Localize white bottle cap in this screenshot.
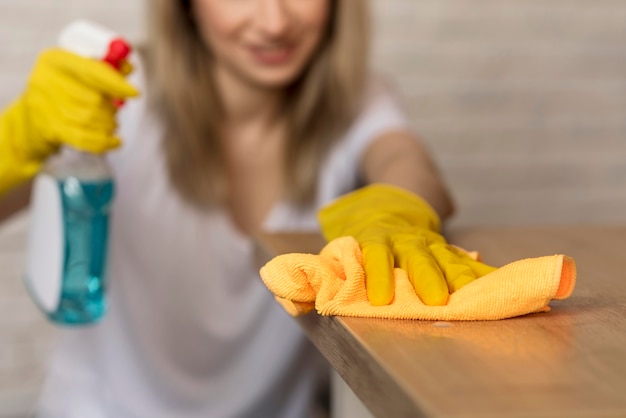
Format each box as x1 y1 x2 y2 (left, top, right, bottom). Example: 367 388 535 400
58 20 117 60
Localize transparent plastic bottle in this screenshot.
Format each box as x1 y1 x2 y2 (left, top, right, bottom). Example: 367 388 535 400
24 20 128 325
26 149 114 324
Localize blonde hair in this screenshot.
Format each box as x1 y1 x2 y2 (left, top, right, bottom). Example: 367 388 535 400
140 0 370 207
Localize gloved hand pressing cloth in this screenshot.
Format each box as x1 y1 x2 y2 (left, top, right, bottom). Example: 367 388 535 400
318 184 496 306
260 185 576 320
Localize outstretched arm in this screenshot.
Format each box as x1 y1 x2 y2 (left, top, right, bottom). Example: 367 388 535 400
360 129 455 220
319 130 495 306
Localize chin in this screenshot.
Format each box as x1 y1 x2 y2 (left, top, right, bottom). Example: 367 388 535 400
244 63 309 90
254 75 299 89
248 74 300 90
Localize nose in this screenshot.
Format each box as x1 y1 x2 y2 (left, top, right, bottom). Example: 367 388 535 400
254 0 290 37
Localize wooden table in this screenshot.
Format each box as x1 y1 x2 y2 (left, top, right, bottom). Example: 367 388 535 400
255 226 626 418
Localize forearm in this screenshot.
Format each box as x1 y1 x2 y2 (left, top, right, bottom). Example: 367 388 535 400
360 130 455 220
0 180 31 223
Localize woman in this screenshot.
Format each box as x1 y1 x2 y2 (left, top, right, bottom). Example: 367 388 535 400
0 0 458 416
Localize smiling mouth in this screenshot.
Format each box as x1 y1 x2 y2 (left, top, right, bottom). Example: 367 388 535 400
248 45 295 65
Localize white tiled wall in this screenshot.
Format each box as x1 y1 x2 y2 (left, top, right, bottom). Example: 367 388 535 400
1 0 626 416
0 0 146 107
369 0 626 226
2 0 626 225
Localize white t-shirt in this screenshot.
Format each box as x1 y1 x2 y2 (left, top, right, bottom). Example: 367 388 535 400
36 67 410 418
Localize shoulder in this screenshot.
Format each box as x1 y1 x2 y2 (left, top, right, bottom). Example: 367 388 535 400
335 75 412 159
347 75 411 142
357 75 409 124
314 75 413 203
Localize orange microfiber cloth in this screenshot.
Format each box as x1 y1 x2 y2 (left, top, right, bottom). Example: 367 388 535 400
259 236 576 320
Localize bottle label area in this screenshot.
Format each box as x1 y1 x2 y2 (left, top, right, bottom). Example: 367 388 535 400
25 173 114 325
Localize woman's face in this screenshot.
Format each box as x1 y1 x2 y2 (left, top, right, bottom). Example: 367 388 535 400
192 0 331 89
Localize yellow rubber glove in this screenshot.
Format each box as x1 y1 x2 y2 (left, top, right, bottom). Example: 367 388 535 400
0 48 139 196
318 184 497 306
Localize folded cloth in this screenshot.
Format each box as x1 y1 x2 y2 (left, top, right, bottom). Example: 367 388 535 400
259 236 576 321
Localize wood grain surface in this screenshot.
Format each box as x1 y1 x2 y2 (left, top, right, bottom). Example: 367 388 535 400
255 227 626 417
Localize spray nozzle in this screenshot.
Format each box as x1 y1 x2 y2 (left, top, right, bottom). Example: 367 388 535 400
58 20 132 67
58 20 131 107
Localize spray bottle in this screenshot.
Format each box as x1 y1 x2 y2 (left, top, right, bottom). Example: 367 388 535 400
24 20 131 325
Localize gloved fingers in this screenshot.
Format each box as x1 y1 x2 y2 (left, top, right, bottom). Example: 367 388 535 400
465 258 498 278
66 109 116 133
429 243 476 292
32 86 117 138
429 244 480 293
71 59 139 99
118 59 134 77
32 67 105 108
29 69 119 142
446 245 498 278
395 237 449 306
59 125 121 153
361 241 395 306
449 244 479 260
55 98 117 133
39 49 139 99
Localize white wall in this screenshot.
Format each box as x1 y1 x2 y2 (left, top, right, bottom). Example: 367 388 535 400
0 0 145 107
370 0 626 226
2 0 626 226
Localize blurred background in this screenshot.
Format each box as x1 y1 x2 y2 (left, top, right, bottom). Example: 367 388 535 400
1 0 625 416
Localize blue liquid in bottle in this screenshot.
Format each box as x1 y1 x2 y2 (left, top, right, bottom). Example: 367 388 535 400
26 149 116 326
47 178 114 324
